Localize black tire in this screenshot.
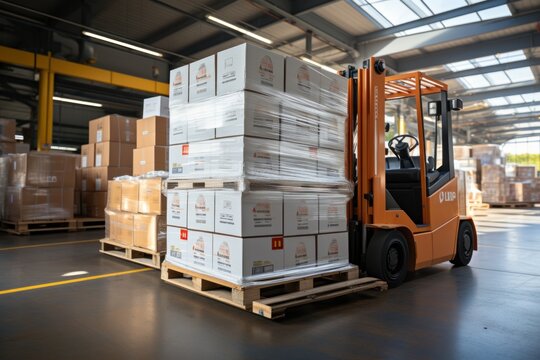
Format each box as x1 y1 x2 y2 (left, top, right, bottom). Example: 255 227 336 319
451 221 474 266
366 230 409 288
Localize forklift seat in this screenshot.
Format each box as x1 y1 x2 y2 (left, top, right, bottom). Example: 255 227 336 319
385 156 439 185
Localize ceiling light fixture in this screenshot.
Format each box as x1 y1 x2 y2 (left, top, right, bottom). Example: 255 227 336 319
206 15 273 44
53 96 102 108
300 57 338 74
82 31 163 57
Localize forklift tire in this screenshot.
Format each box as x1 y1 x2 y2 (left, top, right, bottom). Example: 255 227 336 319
451 221 474 266
366 230 409 288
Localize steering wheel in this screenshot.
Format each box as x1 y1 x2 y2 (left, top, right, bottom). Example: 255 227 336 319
388 134 419 159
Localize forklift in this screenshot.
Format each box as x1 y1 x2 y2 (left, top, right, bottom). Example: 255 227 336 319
343 58 477 288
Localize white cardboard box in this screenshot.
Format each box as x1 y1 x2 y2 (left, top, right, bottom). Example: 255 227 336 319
213 234 284 281
143 96 169 118
285 57 321 103
317 232 349 265
166 226 212 271
189 55 216 103
169 144 190 178
284 235 316 269
169 107 188 145
167 189 187 227
279 105 319 146
320 71 348 113
216 43 285 96
186 99 216 142
214 91 280 140
169 65 189 107
215 191 283 237
283 193 318 236
279 141 318 181
318 195 348 233
188 190 215 232
318 148 345 180
319 113 345 151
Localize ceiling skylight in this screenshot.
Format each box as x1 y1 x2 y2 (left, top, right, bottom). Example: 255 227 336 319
446 50 527 72
457 66 535 89
485 93 540 108
494 105 540 116
353 1 512 37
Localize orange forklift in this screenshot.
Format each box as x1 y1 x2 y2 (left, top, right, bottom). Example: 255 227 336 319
343 58 477 287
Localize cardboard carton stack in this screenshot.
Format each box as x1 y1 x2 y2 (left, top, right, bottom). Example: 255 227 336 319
80 115 135 218
0 119 16 156
133 97 169 176
4 152 76 221
481 164 507 204
454 145 483 215
0 155 10 219
165 43 351 284
105 177 166 252
506 165 539 203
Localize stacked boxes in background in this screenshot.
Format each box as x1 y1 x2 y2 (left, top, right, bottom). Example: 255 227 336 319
80 115 135 218
165 43 351 284
105 177 167 252
0 119 16 156
4 152 76 221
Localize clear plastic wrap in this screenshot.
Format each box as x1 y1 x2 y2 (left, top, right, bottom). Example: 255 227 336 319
4 186 74 221
9 152 77 188
106 208 166 252
0 156 11 219
107 176 166 215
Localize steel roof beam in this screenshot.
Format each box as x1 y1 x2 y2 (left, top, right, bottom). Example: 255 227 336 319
434 58 540 81
460 101 540 115
458 83 540 102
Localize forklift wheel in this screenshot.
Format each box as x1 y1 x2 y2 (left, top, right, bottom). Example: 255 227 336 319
451 221 474 266
366 230 409 288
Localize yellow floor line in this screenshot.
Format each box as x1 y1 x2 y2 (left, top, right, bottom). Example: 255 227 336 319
0 268 153 295
0 239 99 251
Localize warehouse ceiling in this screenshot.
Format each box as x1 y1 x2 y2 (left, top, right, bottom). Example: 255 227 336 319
0 0 539 148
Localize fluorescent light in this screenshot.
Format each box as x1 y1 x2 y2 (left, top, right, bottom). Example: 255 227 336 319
82 31 163 57
300 57 338 74
15 134 24 140
206 15 273 44
53 96 102 107
51 145 78 152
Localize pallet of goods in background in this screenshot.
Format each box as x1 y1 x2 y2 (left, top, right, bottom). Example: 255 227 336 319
161 43 386 319
454 145 488 216
99 96 170 269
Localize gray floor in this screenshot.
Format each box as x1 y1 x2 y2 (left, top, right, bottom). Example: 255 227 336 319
1 208 539 360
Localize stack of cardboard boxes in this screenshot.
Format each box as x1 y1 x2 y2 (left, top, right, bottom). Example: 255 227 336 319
164 43 351 284
80 115 136 218
4 152 76 221
0 119 16 156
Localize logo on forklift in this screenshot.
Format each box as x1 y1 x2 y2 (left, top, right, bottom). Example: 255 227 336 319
439 191 457 203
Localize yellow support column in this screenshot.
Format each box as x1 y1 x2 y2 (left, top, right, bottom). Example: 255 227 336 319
46 71 55 148
37 54 53 151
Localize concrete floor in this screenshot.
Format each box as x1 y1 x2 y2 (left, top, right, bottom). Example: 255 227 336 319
1 208 539 359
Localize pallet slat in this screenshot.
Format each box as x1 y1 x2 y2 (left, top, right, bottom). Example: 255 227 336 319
99 238 164 269
1 218 77 235
76 217 105 230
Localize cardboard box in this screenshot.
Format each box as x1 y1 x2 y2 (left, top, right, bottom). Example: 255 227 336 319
81 168 90 192
143 96 169 119
317 232 349 265
284 235 316 269
5 186 74 221
318 149 345 180
285 57 321 102
107 180 122 211
133 146 168 176
137 116 169 148
279 142 318 180
0 142 16 156
216 43 285 96
318 195 348 233
166 227 213 271
319 71 347 112
169 107 188 145
169 65 189 108
213 234 284 280
74 190 81 216
109 212 134 246
88 115 136 144
15 142 30 154
187 190 215 232
95 142 134 167
280 104 319 146
283 193 318 236
0 119 16 142
121 180 139 213
9 152 76 188
214 191 282 237
81 144 95 168
169 144 190 178
186 99 216 142
133 214 166 252
82 191 107 218
138 178 166 215
516 166 536 179
88 167 132 192
214 91 280 140
75 168 82 191
166 189 187 227
319 114 345 151
189 55 216 103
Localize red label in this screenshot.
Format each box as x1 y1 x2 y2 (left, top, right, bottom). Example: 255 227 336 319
180 229 188 240
182 144 189 155
272 237 283 250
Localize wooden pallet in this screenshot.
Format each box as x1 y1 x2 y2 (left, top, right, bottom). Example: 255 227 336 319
76 217 105 230
99 238 164 269
166 179 243 190
1 218 77 235
161 261 387 319
165 179 351 193
488 203 536 209
469 203 489 216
